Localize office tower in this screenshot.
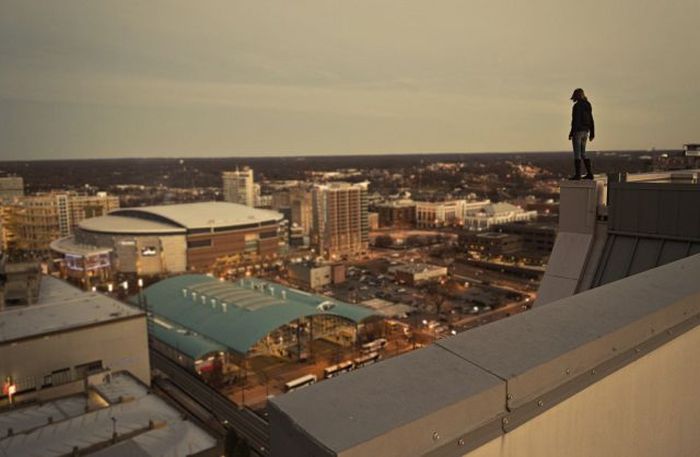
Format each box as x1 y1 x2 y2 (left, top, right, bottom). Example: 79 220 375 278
222 167 255 207
312 182 368 258
0 176 23 202
0 176 24 252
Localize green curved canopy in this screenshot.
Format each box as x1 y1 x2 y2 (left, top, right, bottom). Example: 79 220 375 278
133 275 377 356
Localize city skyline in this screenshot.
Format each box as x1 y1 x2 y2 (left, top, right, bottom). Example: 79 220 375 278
1 0 699 160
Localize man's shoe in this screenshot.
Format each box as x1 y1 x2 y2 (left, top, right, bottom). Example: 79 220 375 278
583 159 594 179
568 160 582 180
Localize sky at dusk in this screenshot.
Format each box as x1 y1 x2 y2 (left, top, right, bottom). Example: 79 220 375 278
0 0 698 160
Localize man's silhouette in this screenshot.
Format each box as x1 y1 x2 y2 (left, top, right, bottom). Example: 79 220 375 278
568 88 595 180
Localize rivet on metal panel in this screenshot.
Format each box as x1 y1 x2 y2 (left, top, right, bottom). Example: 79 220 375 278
565 368 571 375
457 439 465 446
591 369 597 375
432 432 440 441
502 417 510 425
537 400 544 407
507 393 513 400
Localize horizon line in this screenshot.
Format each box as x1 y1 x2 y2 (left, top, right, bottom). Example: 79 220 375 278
0 148 676 164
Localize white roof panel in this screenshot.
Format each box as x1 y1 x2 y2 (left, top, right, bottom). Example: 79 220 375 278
111 201 283 230
79 215 185 234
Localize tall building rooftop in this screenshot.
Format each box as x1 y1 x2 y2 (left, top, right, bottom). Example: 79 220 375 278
537 170 700 306
268 170 700 457
270 252 700 456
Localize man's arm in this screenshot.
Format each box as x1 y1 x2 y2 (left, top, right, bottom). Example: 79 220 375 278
588 103 595 140
569 105 575 139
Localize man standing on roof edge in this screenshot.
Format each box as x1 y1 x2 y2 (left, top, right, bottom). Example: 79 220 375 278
568 88 595 180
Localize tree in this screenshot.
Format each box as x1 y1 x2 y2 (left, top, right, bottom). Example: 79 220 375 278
374 235 393 248
225 427 240 457
233 439 251 457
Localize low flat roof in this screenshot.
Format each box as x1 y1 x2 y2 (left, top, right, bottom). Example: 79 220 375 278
389 263 447 274
110 201 283 230
0 277 143 345
0 372 217 457
79 214 186 235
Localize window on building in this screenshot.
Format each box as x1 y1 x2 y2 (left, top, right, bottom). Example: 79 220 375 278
75 360 103 378
187 239 212 248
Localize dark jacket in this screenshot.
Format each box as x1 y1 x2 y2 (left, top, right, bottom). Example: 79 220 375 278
570 99 595 138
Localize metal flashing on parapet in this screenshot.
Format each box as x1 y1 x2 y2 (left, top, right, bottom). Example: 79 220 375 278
502 311 700 432
421 415 505 457
418 311 700 457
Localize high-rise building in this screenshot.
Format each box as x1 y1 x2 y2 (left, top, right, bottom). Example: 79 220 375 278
312 182 369 258
0 176 23 202
0 176 24 253
5 192 119 253
222 167 255 207
272 183 314 237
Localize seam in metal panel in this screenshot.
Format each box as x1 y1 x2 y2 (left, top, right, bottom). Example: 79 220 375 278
624 237 641 277
653 238 666 269
591 234 615 287
436 345 508 384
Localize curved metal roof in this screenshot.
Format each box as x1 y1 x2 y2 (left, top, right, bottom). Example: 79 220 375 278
151 320 226 360
78 215 186 235
110 202 283 231
134 275 378 356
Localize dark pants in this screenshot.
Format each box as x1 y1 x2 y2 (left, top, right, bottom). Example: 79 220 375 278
572 130 589 160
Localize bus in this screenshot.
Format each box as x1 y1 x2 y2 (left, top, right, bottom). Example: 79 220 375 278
323 361 355 379
361 338 387 353
354 352 381 368
284 374 318 392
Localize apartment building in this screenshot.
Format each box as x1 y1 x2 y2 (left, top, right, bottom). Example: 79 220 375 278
5 192 119 252
312 182 369 258
222 167 255 207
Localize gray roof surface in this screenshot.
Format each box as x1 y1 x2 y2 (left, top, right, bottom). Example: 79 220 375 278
0 277 143 344
270 253 700 456
79 214 186 234
0 372 217 457
37 275 85 303
111 201 283 230
271 345 505 456
0 396 88 436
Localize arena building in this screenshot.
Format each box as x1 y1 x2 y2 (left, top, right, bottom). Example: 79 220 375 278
50 202 285 283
